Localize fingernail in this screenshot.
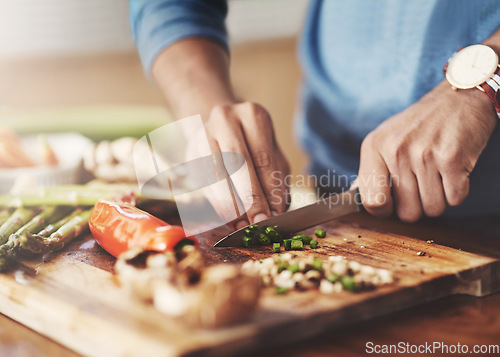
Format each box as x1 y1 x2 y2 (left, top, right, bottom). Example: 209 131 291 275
236 220 248 229
253 213 268 223
271 210 279 216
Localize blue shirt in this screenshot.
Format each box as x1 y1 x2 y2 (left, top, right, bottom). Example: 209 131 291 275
130 0 500 217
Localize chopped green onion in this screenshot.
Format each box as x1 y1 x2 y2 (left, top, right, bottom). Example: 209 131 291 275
247 224 259 231
315 228 326 238
242 235 253 248
258 233 272 246
288 263 300 274
277 260 288 273
291 234 306 241
310 239 318 249
275 287 288 294
245 224 260 239
272 242 281 253
341 276 356 291
264 226 275 235
291 234 312 244
312 257 323 271
283 239 292 251
291 240 303 250
265 226 283 243
302 235 313 245
328 273 340 283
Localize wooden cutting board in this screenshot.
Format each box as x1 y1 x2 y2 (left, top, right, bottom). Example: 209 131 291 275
0 213 499 357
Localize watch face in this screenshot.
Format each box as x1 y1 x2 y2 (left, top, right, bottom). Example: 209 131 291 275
446 44 498 89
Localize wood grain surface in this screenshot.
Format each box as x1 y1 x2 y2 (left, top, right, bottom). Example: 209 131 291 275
0 212 498 357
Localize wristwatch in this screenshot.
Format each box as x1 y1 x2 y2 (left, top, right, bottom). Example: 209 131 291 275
444 44 500 117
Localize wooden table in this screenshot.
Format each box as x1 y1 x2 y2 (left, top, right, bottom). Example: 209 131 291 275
1 214 499 357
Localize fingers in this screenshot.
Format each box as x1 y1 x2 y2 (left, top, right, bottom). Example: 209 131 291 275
391 171 422 222
199 141 247 228
437 148 471 207
441 172 469 207
412 150 446 217
210 104 273 226
415 171 446 217
358 136 393 217
239 103 290 216
360 134 427 222
356 81 492 222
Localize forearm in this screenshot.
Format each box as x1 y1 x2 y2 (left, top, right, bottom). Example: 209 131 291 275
152 38 236 120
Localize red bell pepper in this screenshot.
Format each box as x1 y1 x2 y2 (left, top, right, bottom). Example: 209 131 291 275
89 200 197 257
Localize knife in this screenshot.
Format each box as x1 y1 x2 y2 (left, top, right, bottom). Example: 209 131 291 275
213 188 364 247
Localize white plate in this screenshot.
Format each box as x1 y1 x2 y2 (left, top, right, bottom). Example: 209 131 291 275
0 133 92 193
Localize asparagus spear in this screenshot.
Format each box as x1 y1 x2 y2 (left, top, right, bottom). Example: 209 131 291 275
13 206 71 240
0 206 70 271
44 208 93 250
0 209 11 226
10 206 72 254
0 184 143 208
36 208 83 237
0 207 38 245
0 208 93 272
0 236 21 272
0 233 45 272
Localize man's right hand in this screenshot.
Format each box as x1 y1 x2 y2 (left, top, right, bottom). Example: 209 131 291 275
152 39 289 228
187 101 290 229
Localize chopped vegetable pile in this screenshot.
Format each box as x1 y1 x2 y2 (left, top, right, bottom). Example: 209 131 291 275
242 224 326 252
241 253 394 294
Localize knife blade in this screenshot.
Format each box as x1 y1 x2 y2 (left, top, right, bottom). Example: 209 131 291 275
213 188 363 247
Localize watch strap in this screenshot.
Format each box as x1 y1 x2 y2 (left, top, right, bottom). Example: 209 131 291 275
479 65 500 116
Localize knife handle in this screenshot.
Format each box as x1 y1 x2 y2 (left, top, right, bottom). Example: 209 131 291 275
351 187 365 212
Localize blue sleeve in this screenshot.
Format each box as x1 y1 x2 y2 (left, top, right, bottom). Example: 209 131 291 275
130 0 229 76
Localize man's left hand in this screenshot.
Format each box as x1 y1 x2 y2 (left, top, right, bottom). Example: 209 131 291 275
358 82 497 222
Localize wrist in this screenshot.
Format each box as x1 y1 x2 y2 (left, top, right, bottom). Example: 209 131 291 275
443 44 500 125
163 86 236 122
463 84 498 128
436 80 498 129
193 95 238 121
152 38 237 120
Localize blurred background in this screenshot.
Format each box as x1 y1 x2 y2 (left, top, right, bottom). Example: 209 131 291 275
0 0 309 176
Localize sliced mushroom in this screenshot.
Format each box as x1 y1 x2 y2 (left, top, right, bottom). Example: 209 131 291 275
114 246 261 328
114 248 177 302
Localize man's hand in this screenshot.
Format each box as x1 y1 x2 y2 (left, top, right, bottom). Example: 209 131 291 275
188 102 290 229
151 39 290 229
358 82 497 222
